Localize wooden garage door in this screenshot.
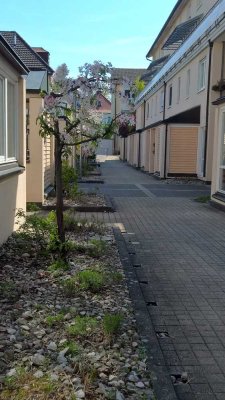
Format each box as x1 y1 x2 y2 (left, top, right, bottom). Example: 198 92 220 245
168 127 198 174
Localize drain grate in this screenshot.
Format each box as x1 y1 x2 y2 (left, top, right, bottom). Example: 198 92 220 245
156 331 170 338
133 264 141 268
147 301 158 306
139 280 148 285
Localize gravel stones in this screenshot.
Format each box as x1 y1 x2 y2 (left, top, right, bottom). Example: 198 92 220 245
0 225 154 399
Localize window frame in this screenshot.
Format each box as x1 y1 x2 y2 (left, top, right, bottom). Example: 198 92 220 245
198 57 206 92
186 69 191 98
177 77 181 103
168 85 173 107
0 73 18 165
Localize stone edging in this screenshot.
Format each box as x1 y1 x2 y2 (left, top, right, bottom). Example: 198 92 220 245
113 227 178 400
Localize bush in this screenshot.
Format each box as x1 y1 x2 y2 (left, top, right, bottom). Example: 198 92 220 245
62 160 78 199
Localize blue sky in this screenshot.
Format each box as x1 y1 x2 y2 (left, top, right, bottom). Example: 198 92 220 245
1 0 177 76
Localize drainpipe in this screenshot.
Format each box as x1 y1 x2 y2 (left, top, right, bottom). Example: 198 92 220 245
138 100 146 168
114 84 117 156
163 81 168 178
203 40 213 178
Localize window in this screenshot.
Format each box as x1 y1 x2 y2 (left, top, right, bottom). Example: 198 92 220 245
186 69 191 98
168 85 173 107
160 90 164 112
146 102 149 119
198 58 206 91
154 95 157 116
0 75 17 163
177 77 181 103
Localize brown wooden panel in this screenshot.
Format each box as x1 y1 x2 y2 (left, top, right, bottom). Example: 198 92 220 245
168 127 198 174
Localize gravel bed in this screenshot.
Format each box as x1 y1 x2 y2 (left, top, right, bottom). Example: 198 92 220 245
44 193 107 208
0 220 154 399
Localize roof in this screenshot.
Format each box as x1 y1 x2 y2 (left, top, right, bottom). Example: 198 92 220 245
0 31 53 74
32 47 49 54
0 34 29 74
26 70 47 91
111 68 147 82
136 0 225 104
162 14 203 50
146 0 183 58
141 55 170 82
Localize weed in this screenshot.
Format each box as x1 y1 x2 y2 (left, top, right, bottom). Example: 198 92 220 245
110 271 123 283
45 313 65 327
87 239 108 258
48 259 69 273
0 281 19 302
194 194 210 203
103 313 123 336
16 209 58 252
77 269 105 292
63 213 105 234
62 277 77 297
1 370 62 400
26 202 41 212
60 340 80 356
67 316 98 337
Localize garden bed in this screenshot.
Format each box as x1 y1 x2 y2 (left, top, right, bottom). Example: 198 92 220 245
0 213 154 400
43 193 114 212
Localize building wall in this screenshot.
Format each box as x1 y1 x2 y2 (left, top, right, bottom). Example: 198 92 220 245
26 94 44 203
0 68 26 244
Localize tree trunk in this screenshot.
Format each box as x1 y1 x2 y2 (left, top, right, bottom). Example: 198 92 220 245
54 122 65 245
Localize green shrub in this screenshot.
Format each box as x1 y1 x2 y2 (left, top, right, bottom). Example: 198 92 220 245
62 277 77 297
103 314 123 336
194 195 210 203
62 160 78 199
16 209 58 252
67 316 98 337
48 259 69 272
77 269 105 292
27 202 40 211
87 239 108 258
45 313 65 327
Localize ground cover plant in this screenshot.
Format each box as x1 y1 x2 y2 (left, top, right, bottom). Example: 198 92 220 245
0 211 154 399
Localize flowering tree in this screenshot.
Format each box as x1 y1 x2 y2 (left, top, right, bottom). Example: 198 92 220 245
38 61 116 252
117 113 136 138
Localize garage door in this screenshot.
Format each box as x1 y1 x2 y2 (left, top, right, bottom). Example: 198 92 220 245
168 126 198 175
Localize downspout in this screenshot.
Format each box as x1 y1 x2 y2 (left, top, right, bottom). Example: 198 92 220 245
138 100 146 168
203 40 213 178
114 84 117 156
163 81 168 178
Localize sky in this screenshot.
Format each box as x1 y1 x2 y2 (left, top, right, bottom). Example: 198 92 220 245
1 0 177 77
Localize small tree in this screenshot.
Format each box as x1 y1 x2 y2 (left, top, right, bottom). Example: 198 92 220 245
37 61 116 254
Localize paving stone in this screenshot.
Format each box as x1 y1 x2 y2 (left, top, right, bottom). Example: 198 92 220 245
84 157 225 399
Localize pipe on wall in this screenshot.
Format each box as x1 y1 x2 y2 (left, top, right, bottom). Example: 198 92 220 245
203 40 214 178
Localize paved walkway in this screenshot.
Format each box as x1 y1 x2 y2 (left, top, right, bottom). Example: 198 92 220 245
78 156 225 400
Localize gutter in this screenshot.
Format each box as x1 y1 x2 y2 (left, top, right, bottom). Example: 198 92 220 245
203 40 213 178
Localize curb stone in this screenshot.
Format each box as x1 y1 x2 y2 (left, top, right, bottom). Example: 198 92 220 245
113 227 178 400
